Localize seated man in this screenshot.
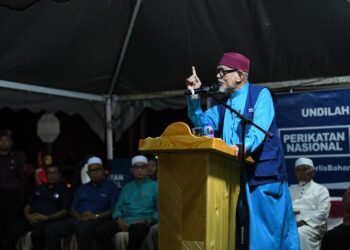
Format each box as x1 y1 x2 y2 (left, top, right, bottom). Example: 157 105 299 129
289 157 330 250
140 156 159 250
95 155 158 250
146 155 157 180
321 187 350 250
6 165 71 250
45 156 118 250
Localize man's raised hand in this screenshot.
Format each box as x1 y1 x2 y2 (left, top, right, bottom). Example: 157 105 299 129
186 66 202 91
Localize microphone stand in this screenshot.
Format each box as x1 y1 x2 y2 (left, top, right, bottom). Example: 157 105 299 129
207 92 272 250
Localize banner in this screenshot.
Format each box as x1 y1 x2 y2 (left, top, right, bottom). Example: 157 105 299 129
108 159 133 191
276 88 350 194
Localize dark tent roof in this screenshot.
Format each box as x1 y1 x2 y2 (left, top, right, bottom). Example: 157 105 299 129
1 0 350 96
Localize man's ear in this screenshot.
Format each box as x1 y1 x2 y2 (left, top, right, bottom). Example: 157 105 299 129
311 169 316 178
236 70 244 83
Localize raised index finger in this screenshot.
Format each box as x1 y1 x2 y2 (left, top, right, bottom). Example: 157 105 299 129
192 66 197 76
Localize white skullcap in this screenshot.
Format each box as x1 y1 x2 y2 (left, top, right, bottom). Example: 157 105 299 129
295 157 314 169
131 155 148 166
87 156 103 166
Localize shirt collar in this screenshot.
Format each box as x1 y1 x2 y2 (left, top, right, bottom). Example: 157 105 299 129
230 82 249 98
89 178 106 187
133 177 150 184
298 179 313 188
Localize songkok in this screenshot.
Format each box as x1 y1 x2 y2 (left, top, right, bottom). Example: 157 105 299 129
131 155 148 166
295 157 314 169
218 52 250 73
87 156 103 166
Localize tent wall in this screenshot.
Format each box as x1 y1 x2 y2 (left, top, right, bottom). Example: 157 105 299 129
0 88 105 141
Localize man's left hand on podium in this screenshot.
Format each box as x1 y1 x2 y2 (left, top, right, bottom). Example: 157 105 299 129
233 144 247 157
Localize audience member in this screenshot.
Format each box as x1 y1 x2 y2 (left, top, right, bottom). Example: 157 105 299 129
146 155 158 180
0 130 27 248
45 156 117 250
321 186 350 250
34 152 53 186
95 155 158 250
140 155 159 250
289 157 330 250
6 165 70 250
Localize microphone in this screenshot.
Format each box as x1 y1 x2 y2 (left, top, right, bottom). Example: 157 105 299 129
184 84 221 96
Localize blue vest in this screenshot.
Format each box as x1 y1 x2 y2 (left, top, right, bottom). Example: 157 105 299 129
237 84 288 185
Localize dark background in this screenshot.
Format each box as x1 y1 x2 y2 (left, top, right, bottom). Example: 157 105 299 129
0 106 189 166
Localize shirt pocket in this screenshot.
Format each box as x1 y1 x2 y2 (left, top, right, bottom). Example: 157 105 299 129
254 151 278 177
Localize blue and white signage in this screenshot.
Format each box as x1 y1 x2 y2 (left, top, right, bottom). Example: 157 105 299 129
108 159 133 191
280 126 350 157
276 88 350 192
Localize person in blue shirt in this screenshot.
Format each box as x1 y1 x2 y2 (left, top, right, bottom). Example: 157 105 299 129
94 155 158 250
186 52 299 250
44 156 118 250
6 164 71 250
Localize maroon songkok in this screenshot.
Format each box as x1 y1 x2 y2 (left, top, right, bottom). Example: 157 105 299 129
218 52 250 73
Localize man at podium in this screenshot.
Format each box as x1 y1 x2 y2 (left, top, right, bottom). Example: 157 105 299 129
185 52 299 250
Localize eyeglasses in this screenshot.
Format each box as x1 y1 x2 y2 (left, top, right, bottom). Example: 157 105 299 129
216 68 237 78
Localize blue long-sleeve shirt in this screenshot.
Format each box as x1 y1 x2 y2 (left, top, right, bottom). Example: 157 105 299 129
188 82 275 153
112 177 158 225
71 179 118 214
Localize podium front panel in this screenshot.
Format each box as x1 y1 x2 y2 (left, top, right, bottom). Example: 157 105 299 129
157 152 240 250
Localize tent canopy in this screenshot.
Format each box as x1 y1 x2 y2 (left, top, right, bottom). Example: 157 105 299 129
1 0 350 143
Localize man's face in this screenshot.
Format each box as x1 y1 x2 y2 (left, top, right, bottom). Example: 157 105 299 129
0 135 13 153
131 163 148 180
216 65 245 92
46 166 61 185
295 165 315 183
147 159 157 176
87 164 105 183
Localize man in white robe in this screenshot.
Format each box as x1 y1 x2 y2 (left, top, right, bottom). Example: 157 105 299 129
289 157 331 250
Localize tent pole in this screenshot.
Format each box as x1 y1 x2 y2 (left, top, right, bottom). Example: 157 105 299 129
108 0 143 96
106 0 143 159
106 97 114 160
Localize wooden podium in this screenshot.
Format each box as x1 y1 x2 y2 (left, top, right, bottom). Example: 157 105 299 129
139 122 241 250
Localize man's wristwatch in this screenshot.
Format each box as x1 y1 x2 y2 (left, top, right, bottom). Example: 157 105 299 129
95 213 100 219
